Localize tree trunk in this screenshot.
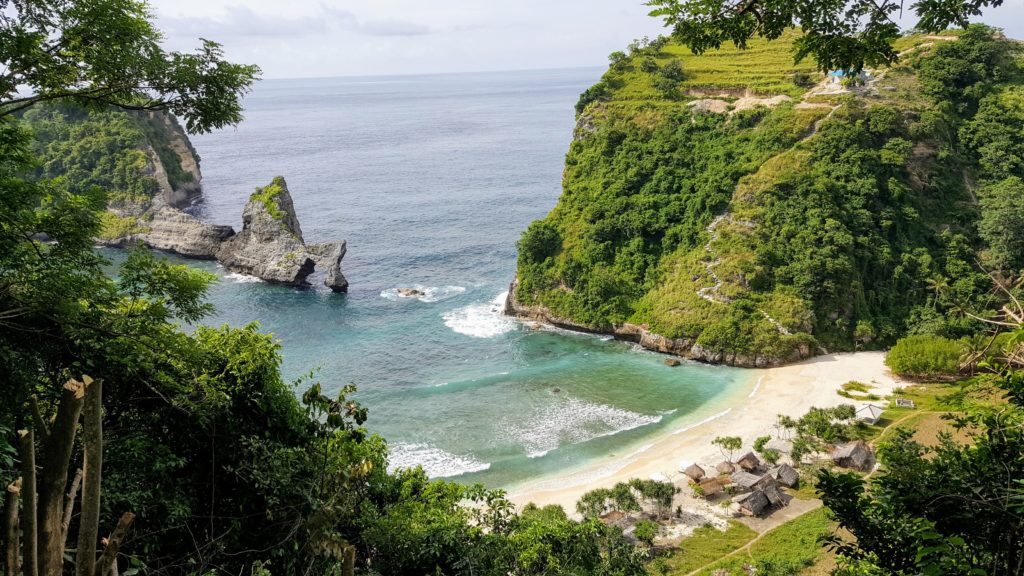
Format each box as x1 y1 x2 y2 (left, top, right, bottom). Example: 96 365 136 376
75 380 102 576
38 378 87 576
4 479 21 576
19 430 38 576
61 469 83 551
95 513 134 576
29 397 49 445
342 546 355 576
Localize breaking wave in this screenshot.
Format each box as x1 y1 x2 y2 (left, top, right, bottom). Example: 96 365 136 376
388 442 491 478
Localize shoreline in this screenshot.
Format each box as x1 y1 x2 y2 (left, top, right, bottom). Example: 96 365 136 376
504 280 813 368
505 351 901 512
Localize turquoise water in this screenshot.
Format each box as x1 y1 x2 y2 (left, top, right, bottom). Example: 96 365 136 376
138 69 753 487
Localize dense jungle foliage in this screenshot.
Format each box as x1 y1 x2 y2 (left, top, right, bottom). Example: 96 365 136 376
515 26 1024 360
21 103 195 206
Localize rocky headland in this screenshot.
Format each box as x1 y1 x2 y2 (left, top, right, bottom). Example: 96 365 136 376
94 114 347 291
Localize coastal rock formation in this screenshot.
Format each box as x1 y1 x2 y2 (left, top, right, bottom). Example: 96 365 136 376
216 177 348 291
308 241 349 293
102 207 234 259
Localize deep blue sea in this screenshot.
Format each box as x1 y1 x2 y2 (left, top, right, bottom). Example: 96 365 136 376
127 69 753 488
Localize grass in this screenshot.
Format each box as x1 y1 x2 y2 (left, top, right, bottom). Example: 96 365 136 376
658 521 757 574
250 176 287 221
696 508 833 575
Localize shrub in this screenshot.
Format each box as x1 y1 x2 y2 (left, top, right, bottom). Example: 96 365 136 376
885 335 965 378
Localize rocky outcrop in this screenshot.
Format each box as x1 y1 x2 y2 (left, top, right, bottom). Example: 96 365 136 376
307 241 349 292
214 177 347 291
504 280 811 368
99 207 234 259
102 175 348 291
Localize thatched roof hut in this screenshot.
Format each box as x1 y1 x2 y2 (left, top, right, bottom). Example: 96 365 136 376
831 440 874 471
683 463 706 482
737 451 761 472
715 461 736 475
698 477 724 497
768 464 800 488
733 490 770 516
730 471 764 491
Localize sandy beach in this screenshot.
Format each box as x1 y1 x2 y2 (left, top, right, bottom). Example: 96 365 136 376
507 351 901 511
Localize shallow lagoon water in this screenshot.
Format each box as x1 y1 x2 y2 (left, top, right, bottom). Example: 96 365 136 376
131 68 753 488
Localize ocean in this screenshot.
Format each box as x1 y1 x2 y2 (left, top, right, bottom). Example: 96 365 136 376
140 68 752 489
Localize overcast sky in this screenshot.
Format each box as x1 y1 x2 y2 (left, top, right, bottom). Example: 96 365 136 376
149 0 1024 79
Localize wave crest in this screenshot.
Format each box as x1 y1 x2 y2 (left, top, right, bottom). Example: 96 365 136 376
380 285 466 303
442 291 516 338
388 442 491 478
501 397 663 458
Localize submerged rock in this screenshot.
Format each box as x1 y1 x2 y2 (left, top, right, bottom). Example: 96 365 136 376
396 288 426 298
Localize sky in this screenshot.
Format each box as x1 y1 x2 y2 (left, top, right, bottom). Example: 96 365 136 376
149 0 1024 80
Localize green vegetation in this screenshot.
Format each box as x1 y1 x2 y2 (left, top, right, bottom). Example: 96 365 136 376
646 0 996 73
697 508 833 575
660 521 757 574
712 436 743 461
516 26 1024 361
97 211 150 240
885 334 965 378
252 176 288 221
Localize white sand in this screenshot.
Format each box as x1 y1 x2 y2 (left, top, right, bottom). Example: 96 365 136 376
507 352 900 511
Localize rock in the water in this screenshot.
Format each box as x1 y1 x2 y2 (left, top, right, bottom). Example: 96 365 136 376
308 241 349 293
134 207 234 258
664 358 682 367
216 177 317 285
397 288 426 298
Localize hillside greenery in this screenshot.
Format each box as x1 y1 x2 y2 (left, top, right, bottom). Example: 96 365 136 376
21 103 195 206
515 26 1024 361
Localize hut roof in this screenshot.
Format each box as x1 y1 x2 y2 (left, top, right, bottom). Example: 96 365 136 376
737 451 761 471
832 440 874 471
856 403 884 424
698 477 724 497
762 482 785 507
733 490 770 516
769 464 800 488
716 461 736 475
683 463 706 482
730 471 765 490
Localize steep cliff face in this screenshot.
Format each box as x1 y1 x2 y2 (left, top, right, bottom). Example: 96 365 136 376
511 27 1024 366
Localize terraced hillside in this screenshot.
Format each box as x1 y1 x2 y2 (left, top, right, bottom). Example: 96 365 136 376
510 26 1023 366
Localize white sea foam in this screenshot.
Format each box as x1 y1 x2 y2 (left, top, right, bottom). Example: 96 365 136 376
502 397 663 459
380 285 466 303
387 442 491 478
442 291 517 338
224 272 263 284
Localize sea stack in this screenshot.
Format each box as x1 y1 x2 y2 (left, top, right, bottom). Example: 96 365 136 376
216 176 348 291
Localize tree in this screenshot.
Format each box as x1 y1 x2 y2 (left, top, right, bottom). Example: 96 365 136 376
819 296 1024 574
978 176 1024 271
712 436 742 461
0 0 260 133
645 0 1004 72
634 519 658 548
